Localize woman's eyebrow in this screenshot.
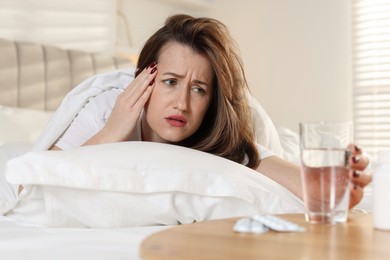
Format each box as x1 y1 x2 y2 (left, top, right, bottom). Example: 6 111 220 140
193 79 209 87
162 72 184 78
162 72 209 87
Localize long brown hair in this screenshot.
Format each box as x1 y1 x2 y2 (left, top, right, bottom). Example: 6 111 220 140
136 14 260 169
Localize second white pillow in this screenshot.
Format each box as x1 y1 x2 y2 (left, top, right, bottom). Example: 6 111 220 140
5 142 304 228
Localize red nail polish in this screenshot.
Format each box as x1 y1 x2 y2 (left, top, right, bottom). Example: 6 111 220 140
148 61 157 69
149 79 155 86
150 67 157 74
353 171 360 178
352 156 360 164
354 145 362 152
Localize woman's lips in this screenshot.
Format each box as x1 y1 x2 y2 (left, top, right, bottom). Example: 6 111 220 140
165 115 187 127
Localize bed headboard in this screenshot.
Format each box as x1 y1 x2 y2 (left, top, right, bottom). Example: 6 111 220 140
0 38 134 111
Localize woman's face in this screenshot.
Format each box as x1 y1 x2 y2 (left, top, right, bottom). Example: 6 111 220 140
141 42 214 143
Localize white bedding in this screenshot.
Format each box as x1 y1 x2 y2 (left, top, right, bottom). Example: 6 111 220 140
5 142 303 228
0 216 168 260
0 72 373 258
0 103 157 259
0 69 305 224
0 143 171 260
0 91 303 258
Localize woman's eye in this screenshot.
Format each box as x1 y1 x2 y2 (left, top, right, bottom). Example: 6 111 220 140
163 79 176 86
192 86 206 94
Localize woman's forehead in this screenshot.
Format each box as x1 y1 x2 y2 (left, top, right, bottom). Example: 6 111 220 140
157 42 213 82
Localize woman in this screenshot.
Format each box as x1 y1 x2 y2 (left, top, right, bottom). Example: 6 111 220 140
51 14 371 208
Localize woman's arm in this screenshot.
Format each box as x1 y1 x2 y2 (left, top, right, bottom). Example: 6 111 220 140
256 156 302 199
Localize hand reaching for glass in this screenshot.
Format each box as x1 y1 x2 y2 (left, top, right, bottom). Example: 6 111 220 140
348 144 372 209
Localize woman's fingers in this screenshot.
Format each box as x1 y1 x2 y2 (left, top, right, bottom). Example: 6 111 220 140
351 170 372 188
346 144 372 209
348 144 369 171
129 81 155 116
348 144 372 188
347 144 372 189
129 66 157 106
123 62 157 105
98 63 157 142
350 154 369 171
349 183 364 208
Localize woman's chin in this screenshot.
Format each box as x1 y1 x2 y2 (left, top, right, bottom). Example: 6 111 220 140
157 134 189 144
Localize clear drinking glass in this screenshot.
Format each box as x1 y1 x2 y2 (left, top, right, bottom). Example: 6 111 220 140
299 121 353 224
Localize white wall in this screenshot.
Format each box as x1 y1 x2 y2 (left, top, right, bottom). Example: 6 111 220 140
209 0 352 132
117 0 210 55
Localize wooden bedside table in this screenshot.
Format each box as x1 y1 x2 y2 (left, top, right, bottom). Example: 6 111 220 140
140 213 390 260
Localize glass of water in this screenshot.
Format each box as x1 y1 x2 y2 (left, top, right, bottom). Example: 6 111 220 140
299 121 353 224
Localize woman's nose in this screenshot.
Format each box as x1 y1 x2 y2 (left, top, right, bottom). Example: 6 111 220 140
174 87 189 112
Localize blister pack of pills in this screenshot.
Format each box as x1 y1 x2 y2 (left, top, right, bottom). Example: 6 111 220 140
233 215 306 234
233 217 269 234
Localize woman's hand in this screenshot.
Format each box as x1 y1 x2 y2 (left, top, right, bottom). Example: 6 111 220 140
348 144 372 208
83 62 158 145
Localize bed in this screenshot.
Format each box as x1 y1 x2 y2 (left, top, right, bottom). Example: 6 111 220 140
0 37 371 259
0 37 174 259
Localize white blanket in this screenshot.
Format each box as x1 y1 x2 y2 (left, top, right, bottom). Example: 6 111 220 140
33 68 136 151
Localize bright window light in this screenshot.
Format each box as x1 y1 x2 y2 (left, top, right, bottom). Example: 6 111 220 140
353 0 390 160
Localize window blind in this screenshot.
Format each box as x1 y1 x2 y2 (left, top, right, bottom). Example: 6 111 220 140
0 0 116 53
353 0 390 160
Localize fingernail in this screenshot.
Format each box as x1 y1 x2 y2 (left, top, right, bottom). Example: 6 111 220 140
354 145 362 152
353 184 358 190
148 61 157 69
353 171 360 178
150 67 157 74
352 156 360 164
149 78 155 86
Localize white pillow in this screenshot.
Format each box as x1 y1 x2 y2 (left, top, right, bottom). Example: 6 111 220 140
5 142 303 228
277 127 300 164
0 105 53 145
247 93 283 156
